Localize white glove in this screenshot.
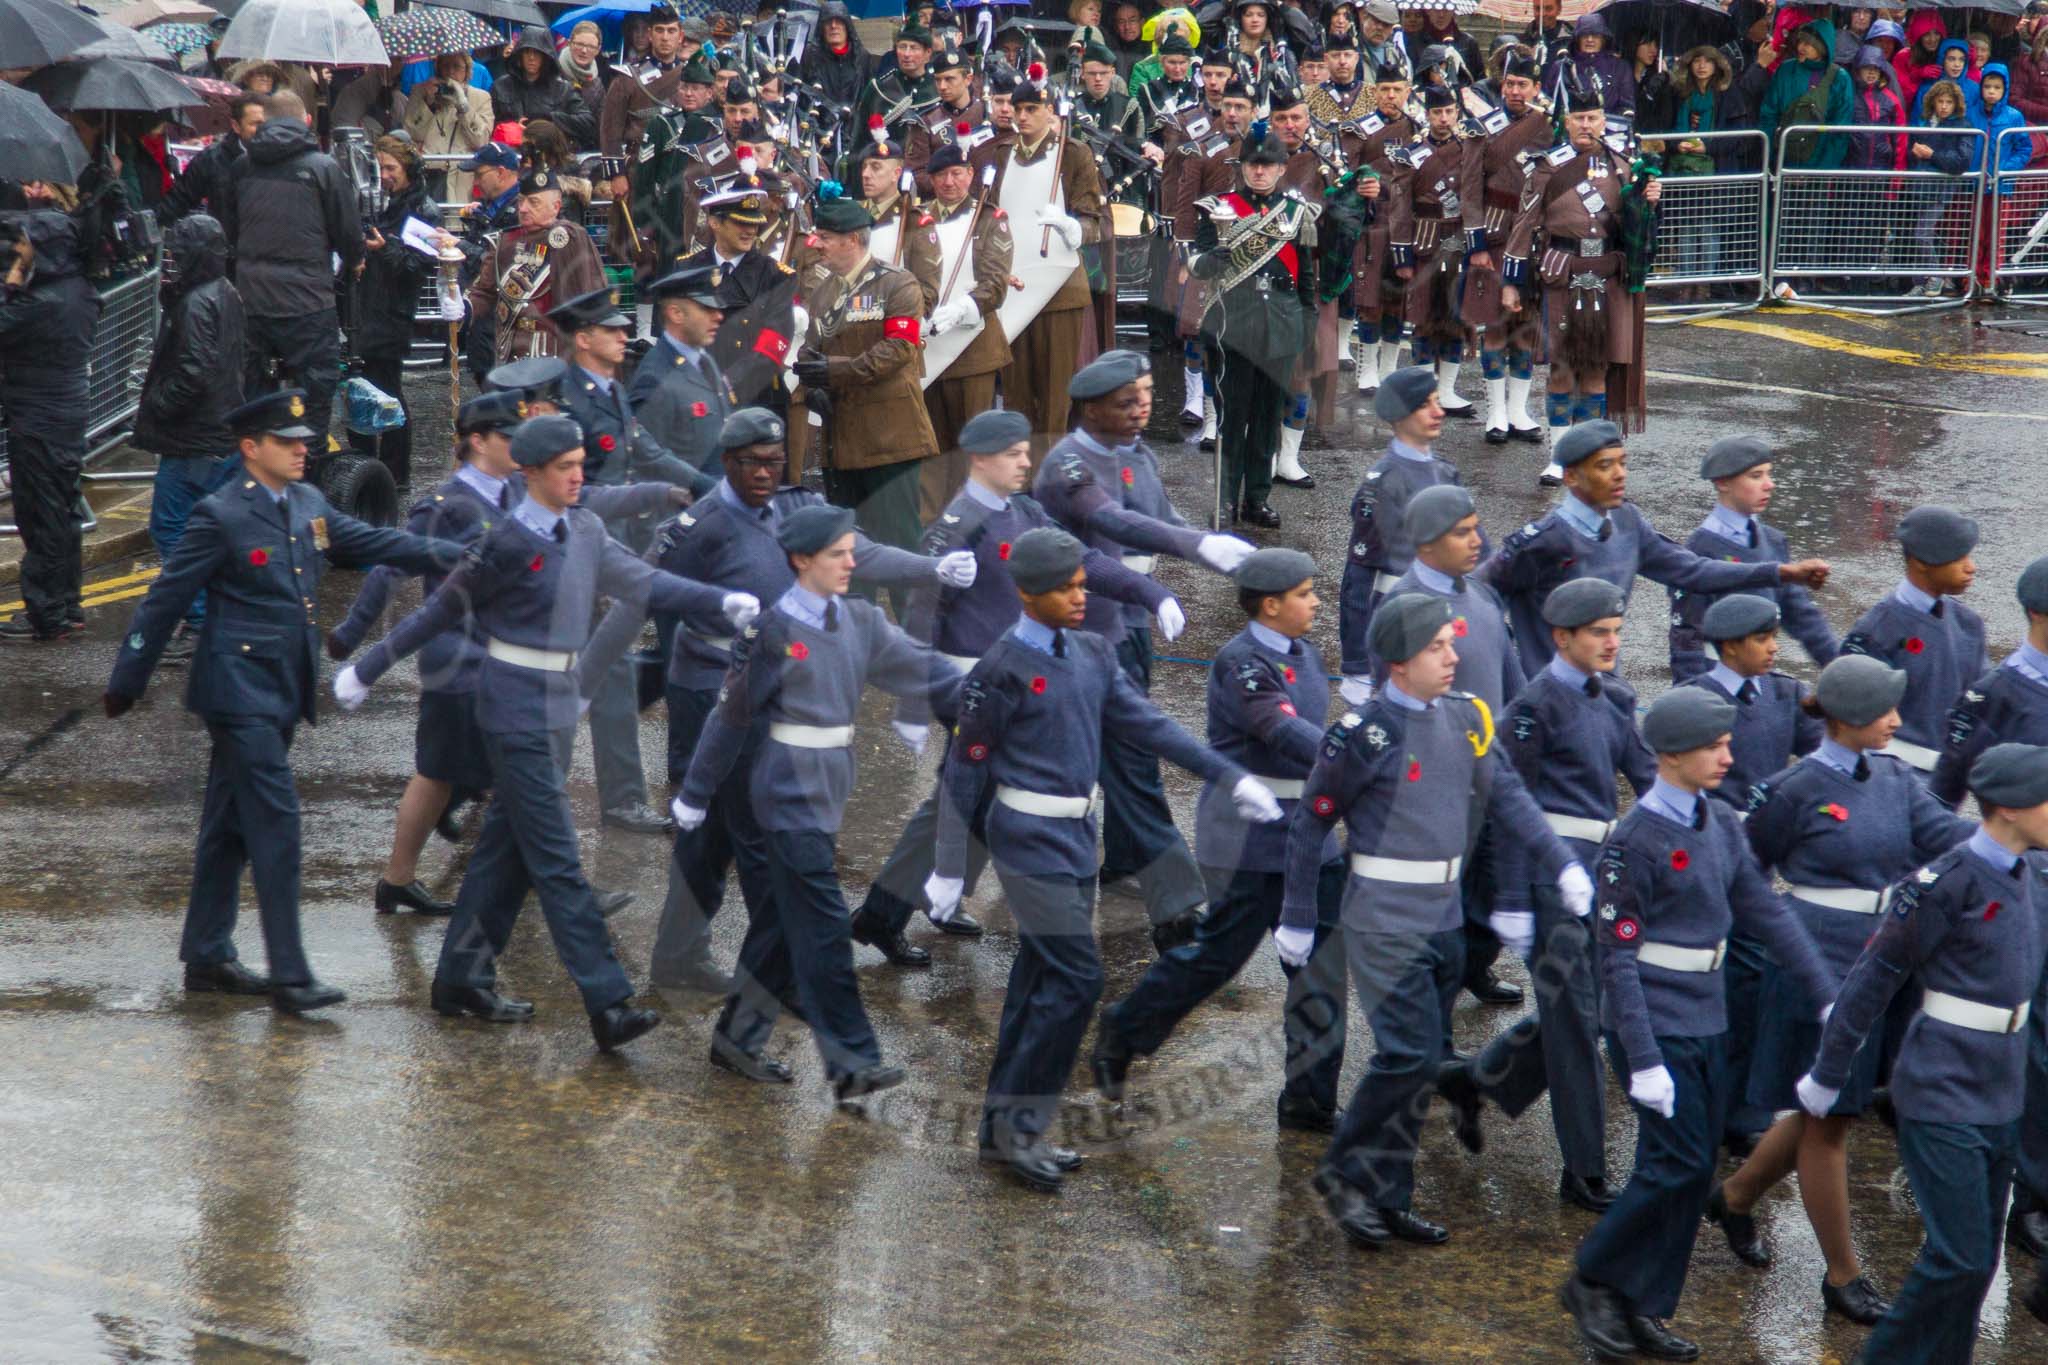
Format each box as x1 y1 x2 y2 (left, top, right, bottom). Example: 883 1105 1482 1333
1629 1065 1678 1119
1038 208 1084 250
1231 775 1284 823
721 591 761 631
1155 597 1186 641
1795 1073 1839 1119
789 303 810 352
924 872 965 923
783 365 802 394
1274 924 1315 967
670 797 707 832
1489 909 1536 958
333 664 369 711
892 719 928 755
1558 863 1594 918
1819 1002 1833 1027
929 298 980 335
935 549 978 588
1339 674 1374 707
1195 533 1256 574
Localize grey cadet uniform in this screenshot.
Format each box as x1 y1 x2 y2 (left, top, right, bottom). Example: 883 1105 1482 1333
1668 509 1837 684
1339 445 1481 677
1934 644 2048 809
1841 586 1988 777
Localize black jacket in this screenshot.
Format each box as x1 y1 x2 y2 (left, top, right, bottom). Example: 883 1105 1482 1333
352 180 436 359
134 215 246 459
492 28 598 147
160 131 245 225
0 211 101 425
224 118 361 318
796 2 871 107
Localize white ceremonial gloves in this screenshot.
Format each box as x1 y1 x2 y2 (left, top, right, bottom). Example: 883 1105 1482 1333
789 303 810 351
1629 1065 1677 1119
1231 776 1284 823
1155 597 1186 641
670 797 708 832
936 550 979 588
1558 863 1594 917
1038 208 1083 250
1195 533 1256 574
1274 924 1315 967
333 665 369 711
892 719 928 755
929 298 980 335
924 873 965 923
1795 1073 1840 1119
1489 909 1536 958
722 591 761 631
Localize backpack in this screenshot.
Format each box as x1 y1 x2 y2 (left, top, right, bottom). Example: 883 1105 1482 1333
1784 65 1848 162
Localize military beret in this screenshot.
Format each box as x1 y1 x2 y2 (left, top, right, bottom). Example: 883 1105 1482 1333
1895 504 1978 566
1968 742 2048 810
1542 577 1626 628
1641 687 1737 754
1420 84 1457 110
1406 484 1476 546
960 409 1032 455
717 406 786 453
2018 555 2048 614
457 390 528 435
1369 591 1457 665
1200 46 1236 68
1068 349 1149 400
1009 527 1086 593
645 3 679 23
1220 77 1253 101
1011 80 1049 106
508 414 584 467
1699 434 1772 480
1082 41 1118 66
546 286 629 331
893 22 933 46
733 118 770 143
927 142 970 174
518 168 561 197
813 194 874 233
1813 654 1907 727
1234 547 1316 595
228 388 315 440
1701 593 1781 642
776 502 857 554
1555 419 1625 468
679 52 717 84
1268 85 1307 111
485 354 567 401
858 136 905 163
1373 364 1437 422
1241 125 1290 166
932 49 970 74
1160 32 1196 56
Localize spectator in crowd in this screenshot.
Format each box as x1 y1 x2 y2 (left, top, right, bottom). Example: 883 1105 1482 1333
620 14 654 71
1865 17 1906 70
228 59 317 110
493 27 598 149
1914 38 1981 119
1847 45 1908 171
1108 1 1150 79
1908 78 1975 296
349 136 437 487
404 52 495 203
796 2 870 107
1761 20 1853 168
1968 30 1993 75
1422 7 1484 80
1835 7 1877 65
333 64 408 137
1630 31 1675 132
1987 10 2028 66
1895 11 1948 104
2012 23 2048 124
162 94 265 225
1542 12 1635 115
1971 62 2032 286
1128 7 1200 97
1656 45 1762 295
558 20 613 102
1519 0 1573 58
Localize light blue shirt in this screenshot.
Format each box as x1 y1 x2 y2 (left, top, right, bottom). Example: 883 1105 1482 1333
663 334 705 367
577 365 614 396
1703 503 1754 544
1546 655 1594 690
2007 642 2048 683
965 478 1008 511
1413 561 1458 593
1894 579 1942 615
512 496 564 540
1814 737 1863 774
777 583 831 629
1070 426 1136 460
1557 491 1611 540
1967 826 2022 876
1014 617 1061 656
1248 621 1296 655
454 463 508 508
718 478 777 526
1640 778 1700 826
1382 678 1431 712
1388 438 1435 465
1709 661 1757 699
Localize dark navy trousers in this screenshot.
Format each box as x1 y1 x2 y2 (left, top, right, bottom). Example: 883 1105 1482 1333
649 684 772 983
1098 626 1208 927
1864 1119 2017 1364
981 870 1104 1152
857 731 995 937
1721 931 1772 1144
180 718 312 986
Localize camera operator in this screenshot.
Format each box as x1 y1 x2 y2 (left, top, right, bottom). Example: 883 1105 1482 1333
403 53 494 203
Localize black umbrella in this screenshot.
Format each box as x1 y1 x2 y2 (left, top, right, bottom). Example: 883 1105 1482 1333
0 0 110 66
0 80 91 183
1596 0 1736 61
26 56 208 113
419 0 546 27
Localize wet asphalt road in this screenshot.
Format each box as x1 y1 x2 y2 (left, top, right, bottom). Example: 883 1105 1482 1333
3 306 2048 1363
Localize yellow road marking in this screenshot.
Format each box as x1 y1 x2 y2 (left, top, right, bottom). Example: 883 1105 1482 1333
1684 315 2048 378
0 568 158 616
1646 368 2048 421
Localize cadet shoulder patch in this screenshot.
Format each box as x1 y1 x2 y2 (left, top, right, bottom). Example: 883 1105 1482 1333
1322 711 1363 758
1746 779 1772 812
1235 659 1268 695
1511 703 1537 742
1840 631 1873 658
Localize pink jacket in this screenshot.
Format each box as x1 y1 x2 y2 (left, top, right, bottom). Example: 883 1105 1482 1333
1894 11 1948 102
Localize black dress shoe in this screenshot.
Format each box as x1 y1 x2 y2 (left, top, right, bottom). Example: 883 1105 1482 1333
1381 1207 1449 1244
601 802 674 835
1312 1168 1390 1248
1240 501 1282 528
272 980 346 1014
1707 1182 1771 1267
1559 1274 1636 1360
934 910 983 937
431 982 534 1021
1273 470 1316 490
1484 426 1510 446
1508 424 1544 444
709 1036 794 1083
593 888 634 919
590 1003 661 1052
653 951 736 995
1466 970 1523 1005
1628 1316 1700 1361
375 878 455 916
997 1141 1067 1192
851 908 933 966
1091 1037 1133 1101
2009 1206 2048 1259
1821 1274 1889 1325
184 960 271 994
1559 1171 1618 1213
1433 1057 1485 1154
834 1065 906 1103
1276 1100 1337 1134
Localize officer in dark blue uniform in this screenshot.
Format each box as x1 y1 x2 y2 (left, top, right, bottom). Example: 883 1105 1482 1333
1562 688 1835 1363
1933 555 2048 812
1092 548 1350 1133
628 264 734 471
1797 743 2048 1364
1667 435 1838 684
484 354 570 411
105 390 466 1014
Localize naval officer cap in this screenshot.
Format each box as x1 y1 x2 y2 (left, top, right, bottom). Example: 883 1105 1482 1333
1699 434 1772 481
1405 483 1476 545
1068 349 1150 400
2018 556 2048 615
1701 593 1781 642
1234 547 1316 595
1895 504 1979 567
509 414 584 467
1009 527 1087 593
228 388 316 440
457 390 528 435
546 286 630 332
960 409 1032 454
1554 419 1625 468
1641 687 1737 754
1542 577 1626 628
1968 743 2048 809
776 502 857 554
716 407 786 453
1813 654 1907 727
1369 591 1457 664
1372 364 1436 422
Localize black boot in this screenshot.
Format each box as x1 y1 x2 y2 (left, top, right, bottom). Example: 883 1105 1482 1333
1627 1315 1700 1361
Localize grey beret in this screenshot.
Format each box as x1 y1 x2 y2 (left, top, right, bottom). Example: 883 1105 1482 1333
1405 484 1476 546
776 503 856 554
1542 577 1626 629
1968 742 2048 809
1554 419 1625 468
1372 365 1437 422
1009 527 1087 593
1369 591 1457 665
960 409 1032 455
1698 434 1772 480
1234 547 1316 595
1642 686 1738 754
1067 349 1150 400
2020 556 2048 614
1895 504 1978 566
508 414 584 467
1813 655 1907 727
716 406 787 453
1701 593 1781 642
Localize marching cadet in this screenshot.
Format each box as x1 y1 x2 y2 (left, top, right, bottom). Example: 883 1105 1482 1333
1500 71 1660 485
920 143 1016 519
1841 504 1988 783
1436 579 1656 1213
1461 46 1550 445
1290 592 1590 1249
104 391 465 1014
468 171 607 367
1364 485 1522 714
789 187 939 556
1483 420 1829 680
855 22 940 146
628 266 733 476
1346 60 1418 394
484 354 569 411
904 47 986 177
672 504 962 1104
1937 557 2048 811
927 528 1283 1190
1093 548 1351 1135
853 409 1176 965
1707 656 1970 1329
674 178 801 416
1189 118 1320 530
1795 744 2048 1362
1668 435 1839 684
1389 85 1477 417
1561 689 1835 1363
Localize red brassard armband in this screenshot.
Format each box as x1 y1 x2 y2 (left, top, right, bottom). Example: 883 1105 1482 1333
884 315 922 343
754 327 790 362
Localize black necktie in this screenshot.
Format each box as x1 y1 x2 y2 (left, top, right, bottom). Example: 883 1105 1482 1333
824 599 839 632
1745 520 1758 548
552 520 567 543
1450 575 1467 593
1737 680 1757 704
1930 599 1944 619
1584 676 1601 698
1052 630 1066 658
1597 519 1613 543
1853 757 1870 781
499 484 513 511
1691 802 1707 831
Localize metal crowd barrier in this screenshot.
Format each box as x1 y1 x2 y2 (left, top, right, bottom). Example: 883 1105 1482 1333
1769 124 1986 314
1991 125 2048 306
1639 129 1769 320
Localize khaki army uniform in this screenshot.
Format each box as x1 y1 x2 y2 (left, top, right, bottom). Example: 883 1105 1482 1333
920 195 1016 519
